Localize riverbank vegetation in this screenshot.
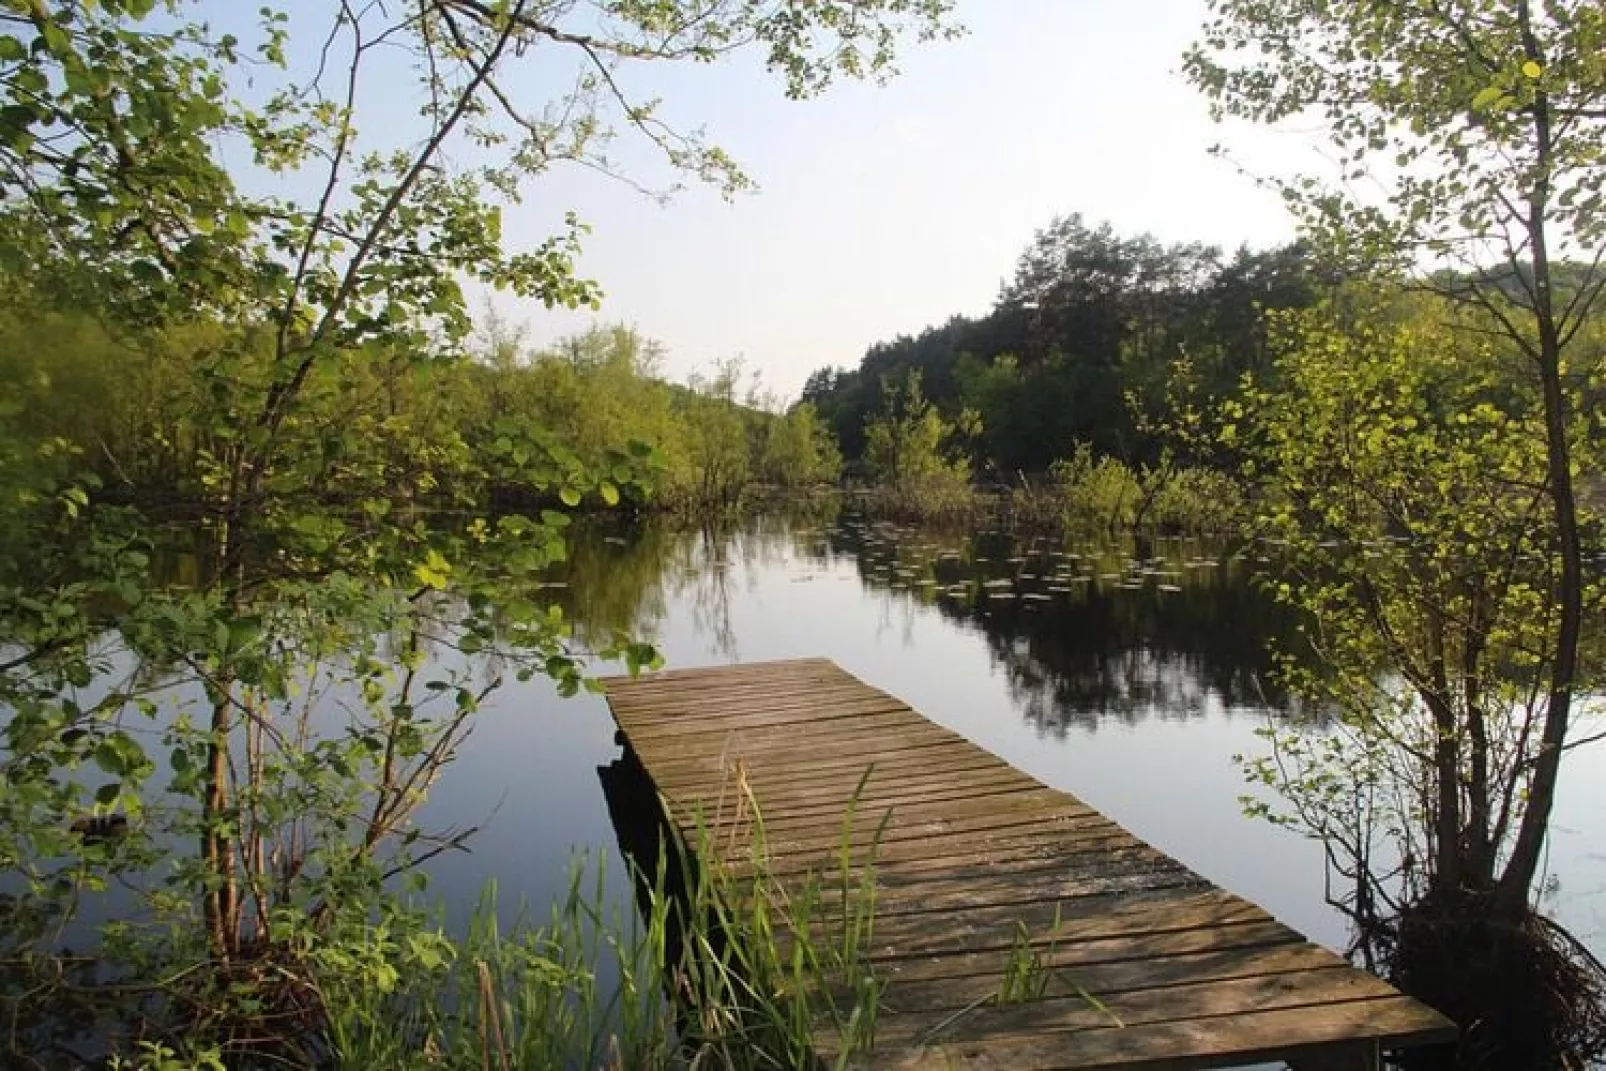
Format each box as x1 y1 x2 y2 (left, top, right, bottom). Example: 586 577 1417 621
0 299 842 518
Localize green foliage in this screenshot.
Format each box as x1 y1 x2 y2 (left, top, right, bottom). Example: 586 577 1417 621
1048 445 1140 535
862 372 973 494
1148 467 1244 534
676 358 760 512
1189 0 1606 914
805 226 1318 476
1045 447 1241 537
314 778 888 1069
0 0 945 1060
1239 291 1603 911
1186 0 1606 267
761 403 843 488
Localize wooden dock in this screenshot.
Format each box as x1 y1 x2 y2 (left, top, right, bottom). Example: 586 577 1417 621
600 658 1455 1069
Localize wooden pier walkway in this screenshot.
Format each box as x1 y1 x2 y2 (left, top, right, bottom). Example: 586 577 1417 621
600 658 1455 1069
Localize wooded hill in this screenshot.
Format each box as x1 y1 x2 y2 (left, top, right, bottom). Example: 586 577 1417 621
802 215 1320 477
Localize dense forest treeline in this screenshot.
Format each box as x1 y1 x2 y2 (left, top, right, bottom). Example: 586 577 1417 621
0 214 1321 535
3 210 1303 544
10 211 1602 547
802 215 1321 478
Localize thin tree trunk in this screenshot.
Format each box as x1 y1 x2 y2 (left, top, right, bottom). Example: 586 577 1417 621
1464 587 1493 887
202 445 248 960
1498 12 1580 911
202 687 235 959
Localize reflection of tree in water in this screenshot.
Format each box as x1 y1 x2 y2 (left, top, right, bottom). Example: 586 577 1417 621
532 501 846 664
682 506 849 658
683 522 742 660
817 515 1307 733
963 576 1302 734
548 518 679 644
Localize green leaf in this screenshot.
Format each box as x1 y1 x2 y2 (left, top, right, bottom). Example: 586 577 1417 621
413 548 451 589
599 481 619 506
558 486 581 508
39 22 71 59
94 741 123 776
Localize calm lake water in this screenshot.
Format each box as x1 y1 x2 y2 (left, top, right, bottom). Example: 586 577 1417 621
415 505 1606 972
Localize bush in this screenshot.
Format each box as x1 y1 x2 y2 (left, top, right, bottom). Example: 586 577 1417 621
1049 445 1139 534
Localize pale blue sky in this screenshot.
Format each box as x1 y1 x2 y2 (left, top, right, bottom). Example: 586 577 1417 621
503 1 1327 396
228 1 1329 397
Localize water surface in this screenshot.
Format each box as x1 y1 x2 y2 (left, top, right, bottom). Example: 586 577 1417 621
417 508 1606 968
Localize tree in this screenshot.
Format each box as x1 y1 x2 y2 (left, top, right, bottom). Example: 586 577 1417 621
682 357 759 510
1235 292 1606 1065
1001 214 1219 373
761 402 843 487
862 371 974 492
1238 292 1595 896
804 219 1318 477
1188 0 1606 918
0 0 959 1054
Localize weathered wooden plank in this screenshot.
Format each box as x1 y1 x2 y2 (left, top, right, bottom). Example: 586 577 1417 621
601 659 1457 1068
870 918 1306 988
840 849 1193 912
859 941 1347 1015
635 738 988 787
869 842 1179 891
723 837 1154 913
742 849 1197 925
853 887 1253 958
865 966 1400 1048
668 787 1056 844
769 888 1267 963
833 996 1455 1069
865 865 1207 924
625 714 932 755
675 779 1052 831
616 699 918 738
700 801 1105 862
610 686 903 722
672 787 1090 834
672 763 1037 809
630 718 957 763
647 741 1004 784
673 784 1083 839
718 821 1138 882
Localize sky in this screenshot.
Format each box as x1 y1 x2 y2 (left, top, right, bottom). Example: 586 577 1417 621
234 1 1334 398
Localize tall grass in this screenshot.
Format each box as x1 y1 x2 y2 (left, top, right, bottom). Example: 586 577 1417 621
310 766 888 1070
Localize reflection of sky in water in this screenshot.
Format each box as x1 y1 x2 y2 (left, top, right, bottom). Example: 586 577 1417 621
418 512 1606 972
